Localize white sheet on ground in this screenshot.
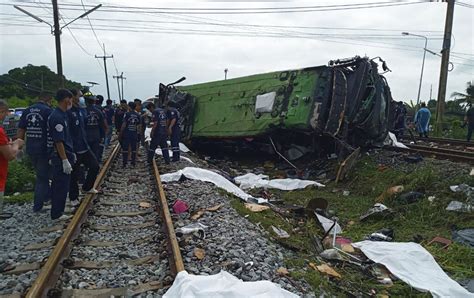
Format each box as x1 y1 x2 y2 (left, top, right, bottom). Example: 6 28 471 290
163 270 299 298
352 241 473 298
386 132 409 149
316 213 342 235
160 167 266 203
255 92 276 113
234 173 325 190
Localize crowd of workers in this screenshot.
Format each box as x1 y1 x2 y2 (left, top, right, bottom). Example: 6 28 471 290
392 100 474 141
0 89 180 221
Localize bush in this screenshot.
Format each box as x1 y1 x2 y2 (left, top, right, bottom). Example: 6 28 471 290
5 159 35 195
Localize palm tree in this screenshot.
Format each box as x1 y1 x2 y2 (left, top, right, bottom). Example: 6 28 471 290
451 81 474 107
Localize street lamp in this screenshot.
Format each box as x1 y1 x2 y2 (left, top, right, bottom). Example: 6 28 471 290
402 32 428 106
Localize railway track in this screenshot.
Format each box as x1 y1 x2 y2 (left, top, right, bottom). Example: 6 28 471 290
399 135 472 147
1 144 184 297
384 144 474 164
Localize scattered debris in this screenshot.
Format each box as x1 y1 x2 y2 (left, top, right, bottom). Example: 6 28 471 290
428 196 436 203
139 201 152 208
385 132 409 149
376 185 404 202
470 168 474 176
446 201 473 213
190 210 206 220
194 248 206 260
175 223 208 238
342 190 350 196
244 203 270 212
206 204 223 212
427 236 452 249
403 154 423 163
276 267 289 275
315 264 342 279
319 249 343 261
360 203 393 221
452 228 474 248
234 173 324 191
271 226 290 239
397 191 423 204
365 228 394 242
315 213 342 235
353 241 473 297
172 200 189 214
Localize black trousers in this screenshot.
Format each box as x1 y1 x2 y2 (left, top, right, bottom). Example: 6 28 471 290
69 150 99 201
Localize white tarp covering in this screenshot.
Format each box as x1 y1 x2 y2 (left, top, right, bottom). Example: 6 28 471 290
385 132 409 149
163 271 299 298
234 173 325 190
160 167 266 203
353 241 473 298
255 92 276 113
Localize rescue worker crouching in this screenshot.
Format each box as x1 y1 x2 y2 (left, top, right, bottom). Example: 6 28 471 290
148 103 170 164
84 93 107 162
67 89 100 207
48 89 75 221
119 102 141 167
166 102 181 162
16 92 53 213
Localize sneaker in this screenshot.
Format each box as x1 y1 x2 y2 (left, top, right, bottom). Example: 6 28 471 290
70 200 80 207
52 214 72 222
87 188 99 194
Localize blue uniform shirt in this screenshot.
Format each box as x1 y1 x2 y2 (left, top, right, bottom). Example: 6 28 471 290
114 108 126 131
67 106 89 153
48 107 74 155
166 107 180 133
123 111 140 137
104 105 115 125
85 105 105 142
152 108 168 135
18 102 52 157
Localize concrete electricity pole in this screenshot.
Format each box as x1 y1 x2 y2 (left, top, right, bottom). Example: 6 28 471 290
435 0 455 135
95 44 113 100
113 74 122 101
14 3 101 88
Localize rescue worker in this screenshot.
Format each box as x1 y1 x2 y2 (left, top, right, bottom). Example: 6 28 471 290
166 102 181 162
119 102 141 167
414 102 431 138
103 99 115 147
114 100 128 134
463 104 474 142
95 95 106 161
48 89 75 221
84 93 107 162
393 101 407 137
16 92 53 213
68 89 99 207
134 98 143 150
0 100 24 219
148 103 170 164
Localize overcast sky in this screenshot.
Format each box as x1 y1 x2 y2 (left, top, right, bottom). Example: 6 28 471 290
0 0 472 104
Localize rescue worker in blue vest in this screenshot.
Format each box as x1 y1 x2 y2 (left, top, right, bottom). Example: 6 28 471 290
48 89 76 221
68 89 100 207
84 92 107 162
95 95 107 161
119 102 141 167
16 92 53 213
103 99 115 148
114 100 128 135
148 103 170 164
166 102 181 162
414 102 431 138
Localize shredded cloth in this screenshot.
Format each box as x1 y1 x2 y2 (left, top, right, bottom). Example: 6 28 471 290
163 270 299 298
353 241 474 297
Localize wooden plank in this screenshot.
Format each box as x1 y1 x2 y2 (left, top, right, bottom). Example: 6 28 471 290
336 147 360 184
125 255 160 266
94 210 153 217
61 287 127 298
24 240 56 251
89 221 155 231
3 263 41 275
37 224 65 233
82 240 121 247
130 281 163 296
66 261 113 269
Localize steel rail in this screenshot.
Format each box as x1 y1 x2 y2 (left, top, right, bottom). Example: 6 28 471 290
152 159 185 275
407 144 474 158
26 143 121 298
399 135 473 147
384 145 474 164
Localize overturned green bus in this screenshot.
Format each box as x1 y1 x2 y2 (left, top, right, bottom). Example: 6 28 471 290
159 56 392 157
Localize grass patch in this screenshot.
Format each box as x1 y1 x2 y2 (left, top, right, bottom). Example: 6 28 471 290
5 192 34 204
230 156 474 296
6 159 35 195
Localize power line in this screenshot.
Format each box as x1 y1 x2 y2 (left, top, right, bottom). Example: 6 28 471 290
80 0 105 52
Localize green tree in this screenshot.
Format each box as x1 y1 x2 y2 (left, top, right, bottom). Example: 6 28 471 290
451 81 474 106
0 64 82 100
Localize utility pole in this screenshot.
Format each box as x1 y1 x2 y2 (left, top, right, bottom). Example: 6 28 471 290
120 72 126 100
435 0 455 135
14 3 101 88
95 44 113 100
113 74 122 101
52 0 63 87
430 84 433 100
224 68 228 80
